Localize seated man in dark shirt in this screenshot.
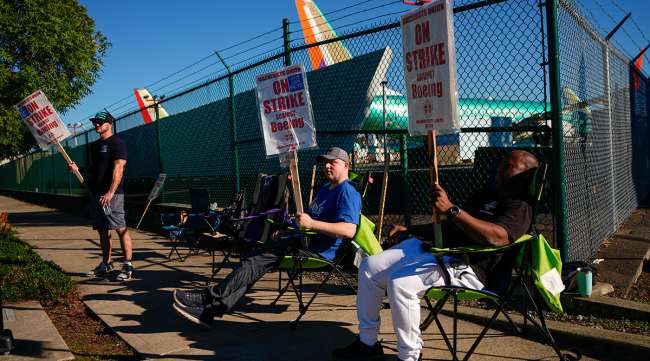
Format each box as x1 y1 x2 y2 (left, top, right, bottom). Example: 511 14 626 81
333 150 539 361
172 147 361 328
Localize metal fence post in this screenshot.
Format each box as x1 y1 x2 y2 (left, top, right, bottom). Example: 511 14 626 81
216 51 240 193
545 0 568 261
154 104 164 173
283 18 291 67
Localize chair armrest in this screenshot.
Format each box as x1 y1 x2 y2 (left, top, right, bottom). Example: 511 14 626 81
427 234 533 256
231 208 283 222
265 218 319 235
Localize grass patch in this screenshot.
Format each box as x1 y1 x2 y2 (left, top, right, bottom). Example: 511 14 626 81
0 232 73 302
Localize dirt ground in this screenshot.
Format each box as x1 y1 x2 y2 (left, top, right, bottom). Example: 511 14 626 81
42 288 137 361
611 263 650 304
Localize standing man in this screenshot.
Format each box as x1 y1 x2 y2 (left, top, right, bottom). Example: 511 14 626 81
69 111 134 281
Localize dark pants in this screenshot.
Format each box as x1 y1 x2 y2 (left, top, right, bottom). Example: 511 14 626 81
210 236 308 315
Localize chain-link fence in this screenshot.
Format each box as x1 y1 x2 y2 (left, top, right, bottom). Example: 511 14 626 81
558 0 644 261
1 0 648 261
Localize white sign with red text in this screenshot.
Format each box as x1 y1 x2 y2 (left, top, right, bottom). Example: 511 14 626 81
15 90 71 150
401 0 459 136
256 64 317 156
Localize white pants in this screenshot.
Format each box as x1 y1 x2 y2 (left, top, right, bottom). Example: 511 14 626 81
357 237 484 361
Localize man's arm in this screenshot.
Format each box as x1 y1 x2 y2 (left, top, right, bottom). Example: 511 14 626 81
433 184 509 247
450 211 509 247
296 213 357 239
100 159 126 206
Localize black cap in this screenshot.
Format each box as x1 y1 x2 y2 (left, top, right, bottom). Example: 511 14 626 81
316 147 350 163
90 111 114 124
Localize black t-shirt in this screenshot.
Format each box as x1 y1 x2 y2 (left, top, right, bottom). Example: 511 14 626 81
407 173 533 286
90 135 127 195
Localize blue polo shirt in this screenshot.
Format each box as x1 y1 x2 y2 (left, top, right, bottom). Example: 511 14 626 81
307 180 361 260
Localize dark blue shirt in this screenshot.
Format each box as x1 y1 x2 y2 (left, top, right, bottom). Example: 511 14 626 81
307 180 361 260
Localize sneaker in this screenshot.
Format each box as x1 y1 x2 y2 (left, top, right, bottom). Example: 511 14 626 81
116 262 134 281
332 336 384 360
173 288 212 308
173 302 214 328
86 262 113 277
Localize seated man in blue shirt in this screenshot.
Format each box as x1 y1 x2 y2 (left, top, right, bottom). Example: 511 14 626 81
173 147 362 328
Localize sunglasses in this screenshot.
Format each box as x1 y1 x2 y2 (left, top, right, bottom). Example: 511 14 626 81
91 120 109 126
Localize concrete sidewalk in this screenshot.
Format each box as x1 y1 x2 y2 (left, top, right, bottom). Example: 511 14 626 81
1 301 73 361
2 195 649 360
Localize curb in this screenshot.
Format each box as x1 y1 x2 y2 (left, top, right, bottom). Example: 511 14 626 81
444 305 650 352
563 294 650 321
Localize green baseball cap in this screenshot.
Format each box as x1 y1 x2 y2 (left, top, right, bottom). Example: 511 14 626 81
90 111 114 124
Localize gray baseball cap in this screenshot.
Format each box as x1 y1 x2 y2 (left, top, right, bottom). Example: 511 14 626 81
316 147 350 163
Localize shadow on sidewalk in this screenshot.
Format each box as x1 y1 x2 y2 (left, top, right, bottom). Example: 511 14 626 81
9 210 90 228
78 267 358 360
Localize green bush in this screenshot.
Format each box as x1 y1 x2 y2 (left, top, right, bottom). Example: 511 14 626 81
0 232 73 302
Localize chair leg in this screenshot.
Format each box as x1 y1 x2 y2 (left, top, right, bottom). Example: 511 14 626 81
461 298 505 361
211 247 234 278
463 284 520 361
420 294 449 332
499 304 523 334
167 237 184 261
434 315 454 357
332 265 356 293
207 250 216 285
452 292 459 361
519 283 574 361
271 268 298 306
291 263 338 329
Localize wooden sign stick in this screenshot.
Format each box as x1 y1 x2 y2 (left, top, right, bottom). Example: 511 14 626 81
307 162 317 206
376 80 390 240
135 200 152 230
54 141 85 187
427 130 444 248
289 150 304 214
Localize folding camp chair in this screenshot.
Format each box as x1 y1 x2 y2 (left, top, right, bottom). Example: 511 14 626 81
161 188 219 261
231 173 290 248
272 171 381 329
161 211 188 260
272 214 383 329
162 188 242 263
418 164 579 360
195 174 289 280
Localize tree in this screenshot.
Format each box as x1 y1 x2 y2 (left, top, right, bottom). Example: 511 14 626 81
0 0 109 158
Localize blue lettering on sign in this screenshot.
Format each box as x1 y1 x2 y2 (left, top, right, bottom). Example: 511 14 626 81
18 106 30 118
287 74 304 92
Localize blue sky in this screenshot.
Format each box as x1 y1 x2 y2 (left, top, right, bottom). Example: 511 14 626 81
62 0 649 128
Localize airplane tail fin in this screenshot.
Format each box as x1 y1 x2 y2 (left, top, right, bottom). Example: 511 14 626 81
134 88 169 124
295 0 352 70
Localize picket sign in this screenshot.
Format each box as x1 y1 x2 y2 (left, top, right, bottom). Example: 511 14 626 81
136 173 167 230
256 64 316 214
15 90 85 186
401 0 459 247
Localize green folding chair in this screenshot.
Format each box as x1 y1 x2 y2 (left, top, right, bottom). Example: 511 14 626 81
272 214 383 329
418 164 580 360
